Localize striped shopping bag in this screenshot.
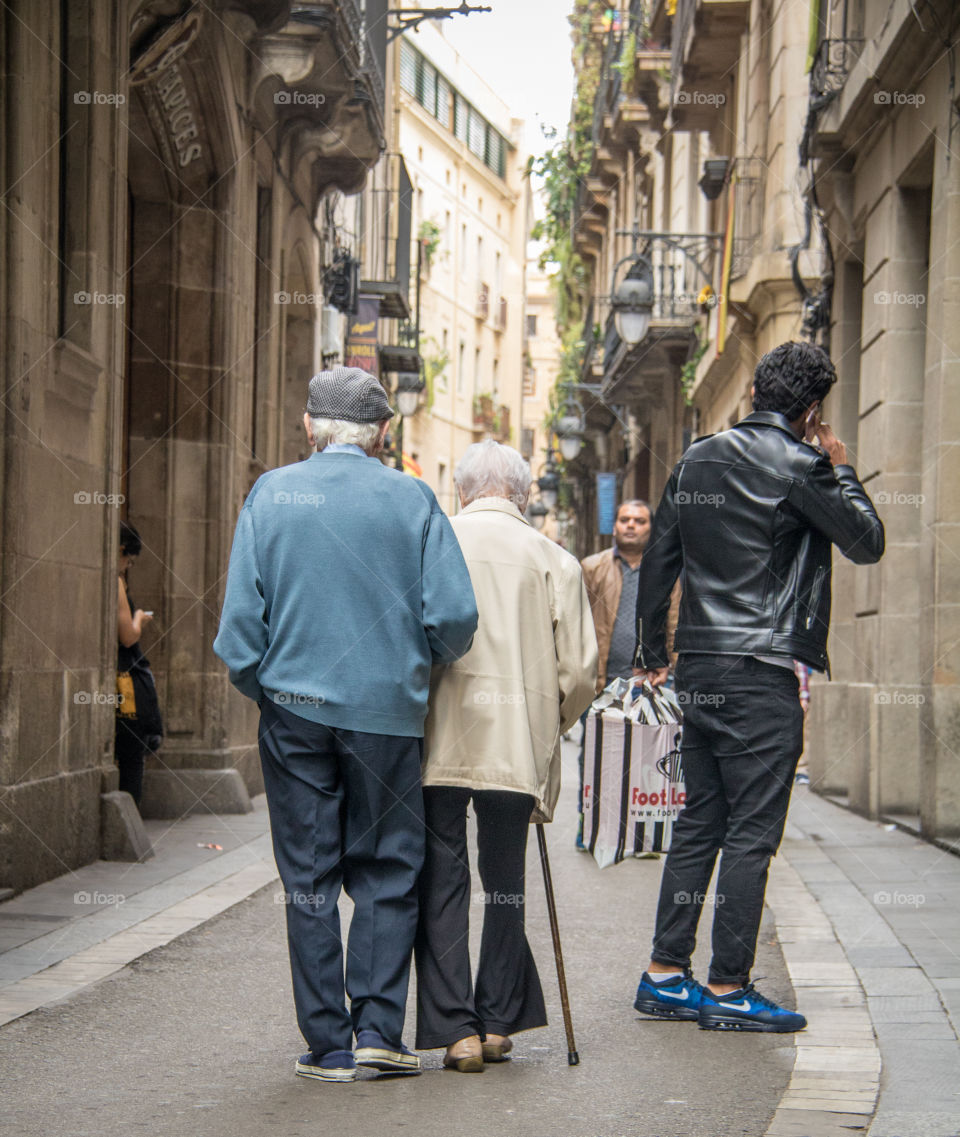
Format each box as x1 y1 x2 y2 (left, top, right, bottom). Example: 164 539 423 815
581 683 685 868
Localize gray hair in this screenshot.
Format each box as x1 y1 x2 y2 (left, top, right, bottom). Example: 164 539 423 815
454 440 532 511
309 416 383 454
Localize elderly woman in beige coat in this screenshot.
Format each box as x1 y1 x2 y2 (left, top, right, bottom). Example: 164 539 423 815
414 441 598 1072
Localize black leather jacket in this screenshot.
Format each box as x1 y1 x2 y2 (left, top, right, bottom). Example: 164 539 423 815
636 411 885 673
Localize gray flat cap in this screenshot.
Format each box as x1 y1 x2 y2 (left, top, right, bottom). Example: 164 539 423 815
306 367 395 423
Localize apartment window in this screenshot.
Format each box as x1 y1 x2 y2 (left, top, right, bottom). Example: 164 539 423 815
437 75 451 129
494 250 502 298
445 168 451 185
476 235 484 281
460 224 468 278
437 328 449 392
402 42 509 180
454 93 468 143
492 357 499 397
417 146 423 162
526 313 538 337
467 108 485 160
478 197 483 214
474 347 482 395
524 366 536 397
457 340 466 393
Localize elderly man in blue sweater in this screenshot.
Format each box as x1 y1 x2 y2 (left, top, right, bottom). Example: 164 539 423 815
214 367 478 1083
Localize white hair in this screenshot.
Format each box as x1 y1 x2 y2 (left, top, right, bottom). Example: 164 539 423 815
309 416 383 454
454 440 532 511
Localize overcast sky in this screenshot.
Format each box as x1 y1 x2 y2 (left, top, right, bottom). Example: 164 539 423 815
439 0 576 160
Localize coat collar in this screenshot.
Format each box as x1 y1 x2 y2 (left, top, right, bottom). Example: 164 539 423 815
736 410 803 439
459 497 529 525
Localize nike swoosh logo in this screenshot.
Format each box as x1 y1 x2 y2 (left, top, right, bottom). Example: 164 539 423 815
657 988 690 1001
718 999 752 1011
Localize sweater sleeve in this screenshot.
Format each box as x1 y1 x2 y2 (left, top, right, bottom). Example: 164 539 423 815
421 503 479 664
213 504 268 703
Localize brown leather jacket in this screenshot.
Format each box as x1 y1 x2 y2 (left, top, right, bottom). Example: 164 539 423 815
581 546 678 693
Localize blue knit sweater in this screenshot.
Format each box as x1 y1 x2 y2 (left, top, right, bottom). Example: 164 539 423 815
213 450 478 737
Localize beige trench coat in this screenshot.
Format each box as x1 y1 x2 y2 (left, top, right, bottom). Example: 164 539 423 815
423 498 599 822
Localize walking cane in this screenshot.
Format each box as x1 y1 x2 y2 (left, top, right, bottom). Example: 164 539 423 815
535 822 579 1065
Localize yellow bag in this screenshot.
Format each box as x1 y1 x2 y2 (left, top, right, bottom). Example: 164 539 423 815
116 671 137 718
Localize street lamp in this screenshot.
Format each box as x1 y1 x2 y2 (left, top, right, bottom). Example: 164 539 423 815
527 500 548 530
395 370 424 418
537 460 560 511
612 257 655 347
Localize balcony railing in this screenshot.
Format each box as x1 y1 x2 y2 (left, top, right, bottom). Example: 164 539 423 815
602 233 719 374
476 283 490 321
494 295 507 331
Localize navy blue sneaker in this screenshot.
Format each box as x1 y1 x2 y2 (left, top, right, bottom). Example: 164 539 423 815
633 970 705 1021
698 982 807 1032
354 1030 421 1074
295 1048 356 1082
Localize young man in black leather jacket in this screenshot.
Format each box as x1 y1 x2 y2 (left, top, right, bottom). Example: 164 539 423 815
632 340 884 1033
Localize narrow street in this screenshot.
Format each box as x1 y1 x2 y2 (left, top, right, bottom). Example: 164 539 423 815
0 743 796 1137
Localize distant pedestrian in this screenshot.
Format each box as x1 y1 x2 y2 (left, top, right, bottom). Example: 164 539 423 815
115 520 161 806
415 441 597 1072
214 367 478 1082
633 341 884 1032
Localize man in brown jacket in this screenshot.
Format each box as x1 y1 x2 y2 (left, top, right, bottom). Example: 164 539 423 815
577 500 677 848
581 500 654 692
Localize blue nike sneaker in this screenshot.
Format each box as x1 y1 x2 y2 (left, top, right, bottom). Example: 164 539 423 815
633 970 705 1021
698 982 807 1032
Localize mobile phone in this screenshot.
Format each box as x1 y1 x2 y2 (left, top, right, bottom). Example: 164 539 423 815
804 406 819 442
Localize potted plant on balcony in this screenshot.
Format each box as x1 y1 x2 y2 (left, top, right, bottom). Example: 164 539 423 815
472 392 495 427
418 219 441 275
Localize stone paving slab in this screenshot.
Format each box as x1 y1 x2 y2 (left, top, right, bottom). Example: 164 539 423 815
782 789 960 1137
0 797 277 1026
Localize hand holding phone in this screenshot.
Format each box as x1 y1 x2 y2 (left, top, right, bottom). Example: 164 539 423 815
804 404 821 443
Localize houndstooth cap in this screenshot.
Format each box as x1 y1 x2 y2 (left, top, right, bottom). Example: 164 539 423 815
306 367 395 423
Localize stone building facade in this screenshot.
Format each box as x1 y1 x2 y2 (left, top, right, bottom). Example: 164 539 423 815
0 0 389 892
568 0 960 840
392 23 527 512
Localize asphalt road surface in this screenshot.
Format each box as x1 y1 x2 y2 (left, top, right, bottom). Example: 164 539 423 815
0 742 796 1137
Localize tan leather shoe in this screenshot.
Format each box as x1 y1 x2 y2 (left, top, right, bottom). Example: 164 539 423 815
481 1033 513 1062
443 1035 484 1073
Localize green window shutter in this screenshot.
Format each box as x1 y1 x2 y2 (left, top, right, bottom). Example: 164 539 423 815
399 40 417 96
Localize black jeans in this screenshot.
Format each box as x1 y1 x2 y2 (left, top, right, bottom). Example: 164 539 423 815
258 699 425 1056
414 787 546 1049
115 719 146 805
651 655 804 986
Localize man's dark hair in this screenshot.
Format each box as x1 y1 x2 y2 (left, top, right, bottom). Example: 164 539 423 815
120 520 142 557
752 341 837 421
616 498 652 520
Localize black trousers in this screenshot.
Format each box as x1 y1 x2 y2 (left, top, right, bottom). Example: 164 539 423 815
414 787 547 1049
114 719 145 805
258 699 424 1056
651 655 804 986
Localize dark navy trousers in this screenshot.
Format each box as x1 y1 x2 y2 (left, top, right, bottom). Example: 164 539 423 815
258 699 425 1056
